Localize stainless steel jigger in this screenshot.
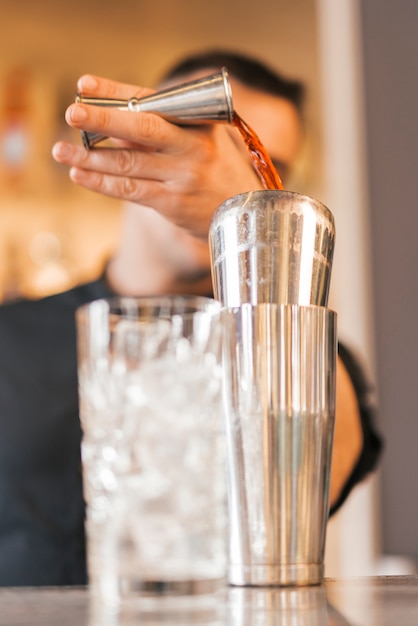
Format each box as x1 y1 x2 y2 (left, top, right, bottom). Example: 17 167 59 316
76 67 234 149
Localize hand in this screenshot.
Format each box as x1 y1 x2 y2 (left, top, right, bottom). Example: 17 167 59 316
52 74 260 240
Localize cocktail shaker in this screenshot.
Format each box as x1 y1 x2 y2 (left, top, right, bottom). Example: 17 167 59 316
222 304 337 587
76 67 234 149
209 190 335 308
210 190 337 587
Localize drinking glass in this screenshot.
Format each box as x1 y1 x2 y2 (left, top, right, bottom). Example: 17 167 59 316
76 296 227 609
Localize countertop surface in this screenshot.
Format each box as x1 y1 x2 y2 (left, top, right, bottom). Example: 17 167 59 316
1 576 418 625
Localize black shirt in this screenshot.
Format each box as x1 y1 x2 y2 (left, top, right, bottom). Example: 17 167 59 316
0 280 110 586
0 280 382 586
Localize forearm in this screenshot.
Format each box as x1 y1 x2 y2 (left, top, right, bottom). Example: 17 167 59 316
329 356 364 510
105 202 212 296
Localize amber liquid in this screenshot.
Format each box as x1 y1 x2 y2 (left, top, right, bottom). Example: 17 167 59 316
232 112 284 191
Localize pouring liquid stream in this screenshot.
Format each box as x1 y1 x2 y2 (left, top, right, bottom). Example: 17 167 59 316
232 112 285 191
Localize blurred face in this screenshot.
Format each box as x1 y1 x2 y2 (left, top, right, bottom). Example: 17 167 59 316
229 78 303 184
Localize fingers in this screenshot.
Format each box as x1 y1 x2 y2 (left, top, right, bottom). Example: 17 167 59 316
52 140 177 182
68 166 160 206
66 165 202 234
76 74 154 101
65 101 185 152
52 141 188 215
68 74 189 152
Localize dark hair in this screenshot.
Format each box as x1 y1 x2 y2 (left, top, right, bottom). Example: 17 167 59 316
160 49 305 113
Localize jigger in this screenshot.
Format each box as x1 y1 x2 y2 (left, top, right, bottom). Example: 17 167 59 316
76 67 234 149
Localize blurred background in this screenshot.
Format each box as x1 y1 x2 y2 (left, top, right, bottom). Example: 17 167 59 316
0 0 416 583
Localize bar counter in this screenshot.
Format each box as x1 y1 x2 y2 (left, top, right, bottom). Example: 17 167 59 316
1 576 417 625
